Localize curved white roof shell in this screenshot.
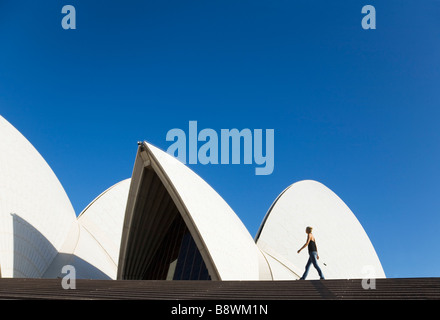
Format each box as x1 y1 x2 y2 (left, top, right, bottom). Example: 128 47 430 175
256 180 386 280
118 142 271 280
0 114 385 282
77 179 130 270
0 116 76 278
43 179 131 279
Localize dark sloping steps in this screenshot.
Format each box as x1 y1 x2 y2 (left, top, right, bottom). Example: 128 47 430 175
0 277 438 300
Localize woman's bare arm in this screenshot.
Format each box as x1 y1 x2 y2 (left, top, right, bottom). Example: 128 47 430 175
297 233 311 253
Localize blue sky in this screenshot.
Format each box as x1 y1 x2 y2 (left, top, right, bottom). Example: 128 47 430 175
1 0 439 278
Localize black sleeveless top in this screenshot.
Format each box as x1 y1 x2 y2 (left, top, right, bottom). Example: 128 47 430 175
308 239 317 253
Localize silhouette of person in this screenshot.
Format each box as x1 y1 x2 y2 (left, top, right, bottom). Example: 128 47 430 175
297 226 325 280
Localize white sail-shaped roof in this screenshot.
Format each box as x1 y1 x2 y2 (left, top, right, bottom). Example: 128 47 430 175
43 179 131 279
256 180 386 280
0 114 385 281
0 115 77 278
118 142 271 280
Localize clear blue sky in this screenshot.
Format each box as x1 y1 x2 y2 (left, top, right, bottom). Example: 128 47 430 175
1 0 439 278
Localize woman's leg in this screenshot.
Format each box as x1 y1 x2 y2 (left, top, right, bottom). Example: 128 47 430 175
311 252 325 279
300 256 313 280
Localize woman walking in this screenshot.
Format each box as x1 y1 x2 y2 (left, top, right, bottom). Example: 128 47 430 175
297 226 325 280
